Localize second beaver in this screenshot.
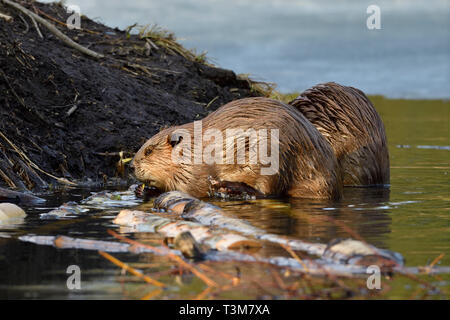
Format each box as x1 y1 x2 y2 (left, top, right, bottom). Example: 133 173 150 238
133 97 343 199
289 82 390 186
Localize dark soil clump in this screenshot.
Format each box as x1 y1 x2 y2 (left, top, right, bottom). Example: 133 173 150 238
0 1 261 191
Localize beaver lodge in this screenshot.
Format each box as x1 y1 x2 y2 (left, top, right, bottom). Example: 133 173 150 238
0 0 277 191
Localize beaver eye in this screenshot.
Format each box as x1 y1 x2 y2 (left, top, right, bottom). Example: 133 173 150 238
144 146 154 156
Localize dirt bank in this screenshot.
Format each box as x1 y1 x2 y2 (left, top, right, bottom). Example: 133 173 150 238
0 1 265 191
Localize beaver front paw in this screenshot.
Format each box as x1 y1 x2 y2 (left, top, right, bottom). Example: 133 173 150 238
207 177 264 200
134 184 162 200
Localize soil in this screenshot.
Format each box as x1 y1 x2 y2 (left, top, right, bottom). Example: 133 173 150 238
0 1 261 191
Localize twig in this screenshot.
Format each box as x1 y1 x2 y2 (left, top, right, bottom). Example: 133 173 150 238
108 229 219 288
205 96 219 109
0 168 16 188
146 38 159 50
13 156 48 189
280 243 310 273
428 253 445 269
1 0 104 59
140 288 163 300
18 13 29 34
66 104 78 117
197 263 235 281
0 12 12 21
194 286 214 300
420 253 446 275
33 6 101 35
0 153 27 189
28 11 43 38
98 251 166 288
0 130 75 185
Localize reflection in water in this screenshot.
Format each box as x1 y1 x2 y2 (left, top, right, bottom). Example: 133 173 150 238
218 187 392 248
289 188 392 248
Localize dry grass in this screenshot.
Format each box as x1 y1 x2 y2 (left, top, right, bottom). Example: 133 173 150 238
237 74 277 97
125 23 212 65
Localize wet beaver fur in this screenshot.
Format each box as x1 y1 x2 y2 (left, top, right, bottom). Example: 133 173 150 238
289 82 390 186
133 97 343 199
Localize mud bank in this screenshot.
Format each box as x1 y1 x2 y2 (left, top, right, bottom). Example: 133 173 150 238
0 1 261 191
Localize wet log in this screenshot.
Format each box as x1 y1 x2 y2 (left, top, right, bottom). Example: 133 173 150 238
113 209 262 251
19 234 171 255
0 186 45 204
154 191 405 267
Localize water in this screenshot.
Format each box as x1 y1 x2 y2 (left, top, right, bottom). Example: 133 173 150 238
0 97 448 299
41 0 450 98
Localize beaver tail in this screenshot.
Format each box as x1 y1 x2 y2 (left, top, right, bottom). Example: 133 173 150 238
289 82 390 186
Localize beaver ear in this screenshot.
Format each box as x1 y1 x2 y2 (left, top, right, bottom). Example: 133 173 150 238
168 134 183 148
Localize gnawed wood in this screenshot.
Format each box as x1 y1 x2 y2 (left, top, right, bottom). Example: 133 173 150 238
25 189 409 276
16 233 368 276
37 189 404 268
154 191 404 267
114 209 262 251
19 234 171 255
20 232 450 276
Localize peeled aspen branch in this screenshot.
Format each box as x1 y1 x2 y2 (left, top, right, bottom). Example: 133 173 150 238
113 209 262 251
153 191 404 267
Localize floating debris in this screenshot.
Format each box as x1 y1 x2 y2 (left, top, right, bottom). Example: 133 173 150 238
396 144 450 150
417 145 450 150
40 187 142 219
0 202 26 225
40 202 88 219
81 189 141 209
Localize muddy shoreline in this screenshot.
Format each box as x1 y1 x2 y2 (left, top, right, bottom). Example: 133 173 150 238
0 1 263 191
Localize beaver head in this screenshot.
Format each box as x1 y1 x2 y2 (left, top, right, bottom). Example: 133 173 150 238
132 126 189 192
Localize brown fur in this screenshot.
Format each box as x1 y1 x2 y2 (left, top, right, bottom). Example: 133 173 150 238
289 82 390 186
133 97 343 199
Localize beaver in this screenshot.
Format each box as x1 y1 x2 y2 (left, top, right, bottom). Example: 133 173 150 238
289 82 390 186
133 97 343 199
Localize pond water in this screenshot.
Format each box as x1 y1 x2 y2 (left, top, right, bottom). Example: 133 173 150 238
0 97 448 299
